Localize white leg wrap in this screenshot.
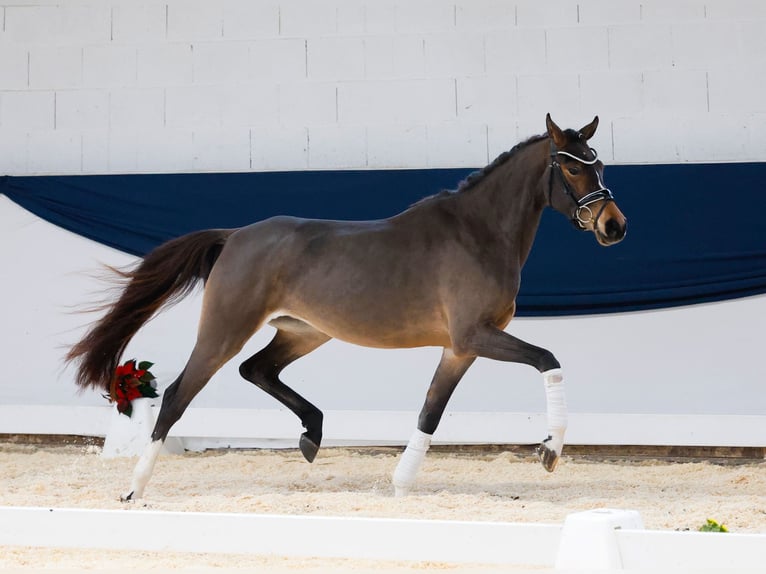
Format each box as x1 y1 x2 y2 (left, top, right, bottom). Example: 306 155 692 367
543 368 567 454
392 429 432 497
125 439 163 500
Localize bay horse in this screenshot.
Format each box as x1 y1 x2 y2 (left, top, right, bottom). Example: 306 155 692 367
66 114 627 499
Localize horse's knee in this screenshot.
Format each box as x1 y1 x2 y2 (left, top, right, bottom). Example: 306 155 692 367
239 356 272 388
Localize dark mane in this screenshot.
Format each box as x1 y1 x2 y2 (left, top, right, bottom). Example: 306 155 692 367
407 133 548 210
457 133 548 193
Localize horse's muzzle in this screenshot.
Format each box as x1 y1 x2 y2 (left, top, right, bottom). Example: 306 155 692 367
597 217 627 245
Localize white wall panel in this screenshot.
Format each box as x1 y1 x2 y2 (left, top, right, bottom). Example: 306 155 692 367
1 91 54 130
307 38 365 81
29 46 82 89
55 90 109 130
83 46 138 89
0 0 763 173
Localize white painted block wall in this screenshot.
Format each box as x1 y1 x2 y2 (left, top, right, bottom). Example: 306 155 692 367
1 0 765 175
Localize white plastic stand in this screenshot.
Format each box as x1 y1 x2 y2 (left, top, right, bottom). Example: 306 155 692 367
101 397 184 458
555 508 644 570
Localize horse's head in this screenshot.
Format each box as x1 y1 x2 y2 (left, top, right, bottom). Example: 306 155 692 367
545 113 627 246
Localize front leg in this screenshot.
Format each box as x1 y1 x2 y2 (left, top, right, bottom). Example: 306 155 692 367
454 324 567 472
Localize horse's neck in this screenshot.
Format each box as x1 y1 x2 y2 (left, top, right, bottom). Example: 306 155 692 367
457 144 548 266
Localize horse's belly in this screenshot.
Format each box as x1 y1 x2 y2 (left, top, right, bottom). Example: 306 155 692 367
267 309 450 349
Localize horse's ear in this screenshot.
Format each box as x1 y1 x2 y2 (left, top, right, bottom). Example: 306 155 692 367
579 116 599 140
546 113 567 148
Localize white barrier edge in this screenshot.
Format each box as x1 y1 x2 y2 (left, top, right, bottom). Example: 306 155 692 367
616 529 766 570
0 506 561 567
1 405 765 447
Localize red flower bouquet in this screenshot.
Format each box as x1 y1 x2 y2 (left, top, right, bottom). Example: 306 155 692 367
107 359 159 417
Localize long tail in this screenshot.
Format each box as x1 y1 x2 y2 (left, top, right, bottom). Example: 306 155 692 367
65 228 234 392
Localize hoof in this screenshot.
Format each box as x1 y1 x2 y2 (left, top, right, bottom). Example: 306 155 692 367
536 438 560 473
120 491 135 503
299 433 320 463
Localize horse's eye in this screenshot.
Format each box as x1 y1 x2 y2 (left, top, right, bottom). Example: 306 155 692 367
567 167 581 176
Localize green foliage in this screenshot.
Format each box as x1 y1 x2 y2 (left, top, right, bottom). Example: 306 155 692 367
699 519 729 533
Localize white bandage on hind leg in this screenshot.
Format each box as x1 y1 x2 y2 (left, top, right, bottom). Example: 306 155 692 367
392 429 432 497
542 368 567 454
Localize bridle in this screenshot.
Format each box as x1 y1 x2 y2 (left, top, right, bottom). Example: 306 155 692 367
548 140 614 231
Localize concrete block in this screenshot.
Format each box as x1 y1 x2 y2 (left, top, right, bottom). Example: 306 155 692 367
745 113 766 160
279 1 337 37
167 0 223 41
192 128 251 171
55 90 109 130
455 1 515 30
308 38 365 81
5 4 110 44
364 2 396 34
81 130 110 173
608 23 673 70
671 21 743 70
112 3 167 42
709 69 766 113
364 36 425 79
639 0 706 21
135 128 194 173
643 70 708 112
137 44 193 86
1 91 55 130
367 124 428 168
0 45 29 90
83 46 138 88
278 82 337 127
395 1 455 33
222 0 279 39
192 42 249 85
338 79 455 125
741 21 766 67
110 88 165 128
424 34 485 77
612 115 679 163
675 113 748 162
577 0 641 25
546 26 609 71
249 39 306 81
4 6 59 44
427 123 487 168
307 125 367 169
517 74 580 119
56 4 112 44
166 86 226 128
29 46 82 89
457 76 517 122
579 71 643 116
250 126 308 170
485 28 547 75
516 1 578 28
28 131 81 174
221 85 280 127
704 0 766 20
0 129 29 174
336 1 366 35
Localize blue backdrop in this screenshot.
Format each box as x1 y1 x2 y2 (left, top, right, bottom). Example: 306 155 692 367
2 162 765 316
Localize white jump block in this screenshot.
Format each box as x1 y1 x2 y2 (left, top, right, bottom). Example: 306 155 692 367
101 398 183 458
555 508 644 570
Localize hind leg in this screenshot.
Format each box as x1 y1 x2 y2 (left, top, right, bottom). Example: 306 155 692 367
123 322 264 500
239 320 330 462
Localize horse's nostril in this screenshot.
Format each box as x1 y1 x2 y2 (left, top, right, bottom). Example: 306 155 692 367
605 218 625 240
